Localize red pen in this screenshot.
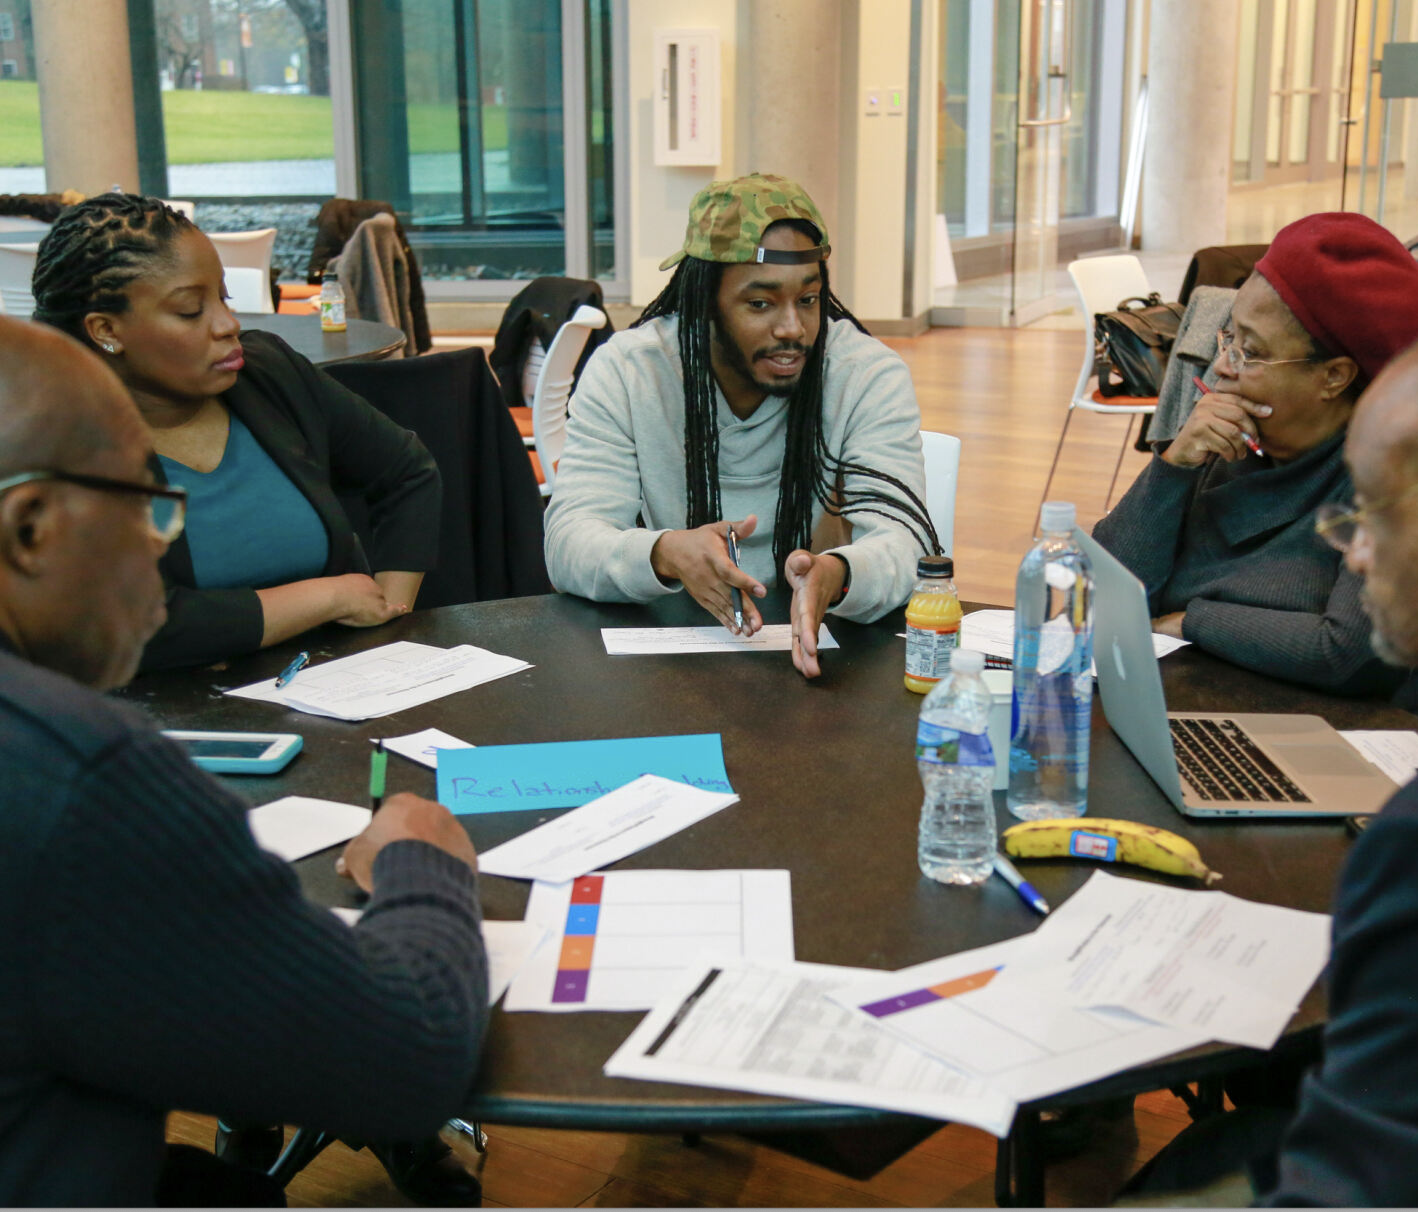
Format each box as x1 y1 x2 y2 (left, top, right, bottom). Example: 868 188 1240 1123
1193 375 1263 456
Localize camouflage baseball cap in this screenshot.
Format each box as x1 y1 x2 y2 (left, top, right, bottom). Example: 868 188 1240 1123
658 173 831 271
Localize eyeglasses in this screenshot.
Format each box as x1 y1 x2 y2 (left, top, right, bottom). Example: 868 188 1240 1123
1314 482 1418 552
0 469 187 542
1216 329 1316 375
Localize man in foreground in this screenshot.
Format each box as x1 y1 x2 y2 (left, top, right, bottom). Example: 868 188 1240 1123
1123 341 1418 1205
543 173 937 678
0 316 489 1205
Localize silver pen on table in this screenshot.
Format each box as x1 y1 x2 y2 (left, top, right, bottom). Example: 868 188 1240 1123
993 853 1050 916
726 525 745 631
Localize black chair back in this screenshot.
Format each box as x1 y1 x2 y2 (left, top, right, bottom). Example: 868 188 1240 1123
325 347 551 609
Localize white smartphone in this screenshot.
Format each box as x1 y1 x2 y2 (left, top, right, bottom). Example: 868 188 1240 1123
162 730 304 775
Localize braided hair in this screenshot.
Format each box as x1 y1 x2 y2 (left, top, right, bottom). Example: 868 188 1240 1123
31 193 195 347
635 223 940 573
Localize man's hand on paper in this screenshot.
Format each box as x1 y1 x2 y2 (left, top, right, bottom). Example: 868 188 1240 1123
650 514 766 635
329 573 409 628
785 549 845 679
336 793 478 891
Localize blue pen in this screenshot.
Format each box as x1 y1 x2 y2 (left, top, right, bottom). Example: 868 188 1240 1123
274 650 309 689
993 853 1050 916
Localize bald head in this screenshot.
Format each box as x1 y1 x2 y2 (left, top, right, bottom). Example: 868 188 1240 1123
1351 341 1418 488
0 315 146 478
1343 340 1418 669
0 316 168 690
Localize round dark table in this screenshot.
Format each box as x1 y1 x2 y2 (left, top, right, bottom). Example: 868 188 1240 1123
234 313 406 364
119 593 1413 1201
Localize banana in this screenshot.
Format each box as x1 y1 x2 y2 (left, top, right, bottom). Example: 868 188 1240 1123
1001 818 1222 886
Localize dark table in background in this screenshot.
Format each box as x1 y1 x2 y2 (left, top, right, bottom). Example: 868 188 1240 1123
235 313 405 365
120 593 1413 1202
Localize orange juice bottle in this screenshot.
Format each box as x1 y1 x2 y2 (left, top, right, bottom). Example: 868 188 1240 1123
904 556 962 693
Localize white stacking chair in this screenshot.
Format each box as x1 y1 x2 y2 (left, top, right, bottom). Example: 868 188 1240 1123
1037 254 1158 528
531 304 608 498
0 244 40 318
206 227 277 276
0 215 51 235
920 430 962 557
223 266 273 314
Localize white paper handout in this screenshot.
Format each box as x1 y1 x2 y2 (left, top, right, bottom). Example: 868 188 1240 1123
478 774 739 884
249 796 370 861
227 641 531 721
504 869 793 1012
959 608 1189 672
601 624 839 655
380 727 477 769
329 911 546 1007
604 960 1017 1138
1341 731 1418 787
829 938 1206 1104
989 871 1331 1050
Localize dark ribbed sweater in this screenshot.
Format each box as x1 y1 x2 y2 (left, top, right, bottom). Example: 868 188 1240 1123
0 641 488 1205
1092 434 1405 697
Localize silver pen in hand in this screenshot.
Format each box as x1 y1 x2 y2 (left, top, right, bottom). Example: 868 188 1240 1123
726 525 745 631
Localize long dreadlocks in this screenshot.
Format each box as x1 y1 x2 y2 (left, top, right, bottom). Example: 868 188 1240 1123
635 224 940 575
31 193 195 347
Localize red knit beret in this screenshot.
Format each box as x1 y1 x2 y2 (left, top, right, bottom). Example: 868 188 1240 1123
1255 212 1418 381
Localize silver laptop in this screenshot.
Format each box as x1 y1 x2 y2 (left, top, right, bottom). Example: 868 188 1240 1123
1074 528 1396 818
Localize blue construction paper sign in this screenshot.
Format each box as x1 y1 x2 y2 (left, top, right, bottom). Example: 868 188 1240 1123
436 733 732 815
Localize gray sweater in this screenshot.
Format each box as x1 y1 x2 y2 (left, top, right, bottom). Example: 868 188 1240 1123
544 316 929 623
1092 434 1405 697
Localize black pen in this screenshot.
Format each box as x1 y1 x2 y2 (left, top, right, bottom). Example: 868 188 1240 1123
726 525 744 631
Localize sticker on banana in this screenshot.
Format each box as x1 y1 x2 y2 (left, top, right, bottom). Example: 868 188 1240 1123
1001 818 1221 885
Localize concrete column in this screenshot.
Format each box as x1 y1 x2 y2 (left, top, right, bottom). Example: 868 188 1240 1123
32 0 139 195
1140 0 1236 254
744 0 842 233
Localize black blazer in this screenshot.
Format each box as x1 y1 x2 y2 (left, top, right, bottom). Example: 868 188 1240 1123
141 330 441 672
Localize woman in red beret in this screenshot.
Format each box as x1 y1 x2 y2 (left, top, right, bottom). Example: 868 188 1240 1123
1093 212 1418 696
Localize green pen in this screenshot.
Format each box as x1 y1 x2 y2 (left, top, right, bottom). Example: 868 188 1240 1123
369 739 388 813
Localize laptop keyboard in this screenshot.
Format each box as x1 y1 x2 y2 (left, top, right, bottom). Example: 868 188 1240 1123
1168 717 1312 804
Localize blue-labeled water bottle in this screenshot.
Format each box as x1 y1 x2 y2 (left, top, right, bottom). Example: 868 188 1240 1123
916 648 997 885
1007 501 1094 821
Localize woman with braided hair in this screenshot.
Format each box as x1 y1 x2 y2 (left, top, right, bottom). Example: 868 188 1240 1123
544 173 937 678
31 193 440 673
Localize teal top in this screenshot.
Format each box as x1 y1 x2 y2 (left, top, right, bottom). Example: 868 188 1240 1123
158 413 330 590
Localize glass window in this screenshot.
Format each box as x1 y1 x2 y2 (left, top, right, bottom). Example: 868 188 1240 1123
352 0 615 286
123 1 337 280
0 0 37 194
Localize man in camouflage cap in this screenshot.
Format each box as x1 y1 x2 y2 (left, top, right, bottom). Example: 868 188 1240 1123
544 172 935 679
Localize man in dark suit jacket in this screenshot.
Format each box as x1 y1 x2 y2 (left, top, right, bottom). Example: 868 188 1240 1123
1123 343 1418 1206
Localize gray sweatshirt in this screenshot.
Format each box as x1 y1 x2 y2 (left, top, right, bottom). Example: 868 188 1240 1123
544 315 928 623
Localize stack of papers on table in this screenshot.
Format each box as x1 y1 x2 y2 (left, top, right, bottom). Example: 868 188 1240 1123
227 641 530 721
602 871 1331 1135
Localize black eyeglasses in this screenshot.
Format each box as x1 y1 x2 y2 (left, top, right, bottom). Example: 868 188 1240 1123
0 469 187 542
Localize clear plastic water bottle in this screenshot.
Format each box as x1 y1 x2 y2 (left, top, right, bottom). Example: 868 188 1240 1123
1007 501 1095 821
916 648 997 885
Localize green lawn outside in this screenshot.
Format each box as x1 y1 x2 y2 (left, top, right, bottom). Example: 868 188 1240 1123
0 82 510 167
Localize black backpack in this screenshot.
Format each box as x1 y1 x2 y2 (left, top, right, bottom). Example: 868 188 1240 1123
1094 293 1186 397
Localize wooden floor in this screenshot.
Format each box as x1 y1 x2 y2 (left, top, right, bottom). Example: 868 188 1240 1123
167 326 1178 1207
